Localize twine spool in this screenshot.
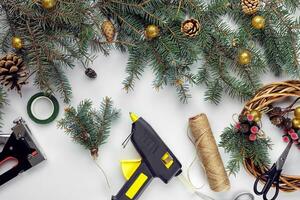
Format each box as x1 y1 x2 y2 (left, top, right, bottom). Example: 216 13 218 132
189 113 230 192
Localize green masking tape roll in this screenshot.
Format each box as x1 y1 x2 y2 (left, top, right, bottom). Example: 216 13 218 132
27 92 59 124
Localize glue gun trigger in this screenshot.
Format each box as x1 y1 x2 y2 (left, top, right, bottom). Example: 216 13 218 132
121 159 142 180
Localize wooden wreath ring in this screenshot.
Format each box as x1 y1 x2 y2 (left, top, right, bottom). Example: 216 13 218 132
241 80 300 192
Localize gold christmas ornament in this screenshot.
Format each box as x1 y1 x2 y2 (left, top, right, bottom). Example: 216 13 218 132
181 18 201 37
41 0 57 9
250 109 261 122
251 15 265 30
12 36 23 49
145 24 160 40
0 53 28 93
101 20 116 43
292 118 300 129
241 0 260 15
238 50 252 65
294 107 300 118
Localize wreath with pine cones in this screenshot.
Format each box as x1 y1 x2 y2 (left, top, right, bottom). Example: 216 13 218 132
220 80 300 192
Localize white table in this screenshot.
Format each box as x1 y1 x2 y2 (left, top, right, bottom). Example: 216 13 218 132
0 49 299 200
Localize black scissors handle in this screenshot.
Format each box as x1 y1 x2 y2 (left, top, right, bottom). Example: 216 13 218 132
254 164 281 200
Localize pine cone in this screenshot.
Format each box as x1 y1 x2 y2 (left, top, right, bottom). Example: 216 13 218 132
238 114 248 123
181 18 201 37
79 131 90 141
270 116 284 127
0 53 28 93
240 123 250 134
284 118 293 130
241 0 260 15
101 20 116 43
85 68 97 79
268 106 282 116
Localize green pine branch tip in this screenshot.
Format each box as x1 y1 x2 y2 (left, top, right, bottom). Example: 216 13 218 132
219 125 272 175
57 97 120 158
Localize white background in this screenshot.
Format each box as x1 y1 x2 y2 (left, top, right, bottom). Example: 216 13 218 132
1 41 300 200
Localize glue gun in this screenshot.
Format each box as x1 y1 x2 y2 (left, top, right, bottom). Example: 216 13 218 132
112 113 182 200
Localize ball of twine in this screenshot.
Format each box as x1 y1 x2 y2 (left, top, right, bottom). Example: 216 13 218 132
241 80 300 192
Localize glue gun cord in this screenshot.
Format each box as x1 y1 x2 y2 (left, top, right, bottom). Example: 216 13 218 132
94 159 112 196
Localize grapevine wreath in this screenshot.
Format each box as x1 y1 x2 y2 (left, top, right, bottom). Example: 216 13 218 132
220 80 300 193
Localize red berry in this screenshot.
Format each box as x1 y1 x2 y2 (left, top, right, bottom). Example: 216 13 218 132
283 136 290 143
249 134 257 141
291 133 299 140
250 126 259 134
247 114 254 122
235 123 241 129
288 129 295 135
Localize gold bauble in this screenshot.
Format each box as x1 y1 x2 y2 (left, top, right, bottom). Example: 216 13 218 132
292 118 300 129
42 0 57 9
12 36 23 49
294 107 300 118
238 50 252 65
145 25 160 40
251 16 265 30
250 110 261 122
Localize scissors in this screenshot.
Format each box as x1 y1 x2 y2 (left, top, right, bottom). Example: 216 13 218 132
254 140 293 200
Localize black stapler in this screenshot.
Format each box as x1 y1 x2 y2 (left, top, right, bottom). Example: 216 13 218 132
0 118 45 186
112 113 182 200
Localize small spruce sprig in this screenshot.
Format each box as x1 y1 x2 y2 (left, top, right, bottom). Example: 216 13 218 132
220 124 272 175
58 97 120 159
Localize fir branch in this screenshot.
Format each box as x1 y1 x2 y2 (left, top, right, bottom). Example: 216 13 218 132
49 63 72 103
0 0 108 100
58 97 120 158
0 0 299 105
220 125 272 175
204 80 222 104
123 46 148 91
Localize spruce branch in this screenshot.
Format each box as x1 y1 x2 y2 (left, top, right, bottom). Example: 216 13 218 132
58 97 120 159
0 0 108 101
220 125 272 175
0 0 299 105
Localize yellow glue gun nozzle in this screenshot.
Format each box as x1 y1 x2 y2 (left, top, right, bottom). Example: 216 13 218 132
129 112 139 123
